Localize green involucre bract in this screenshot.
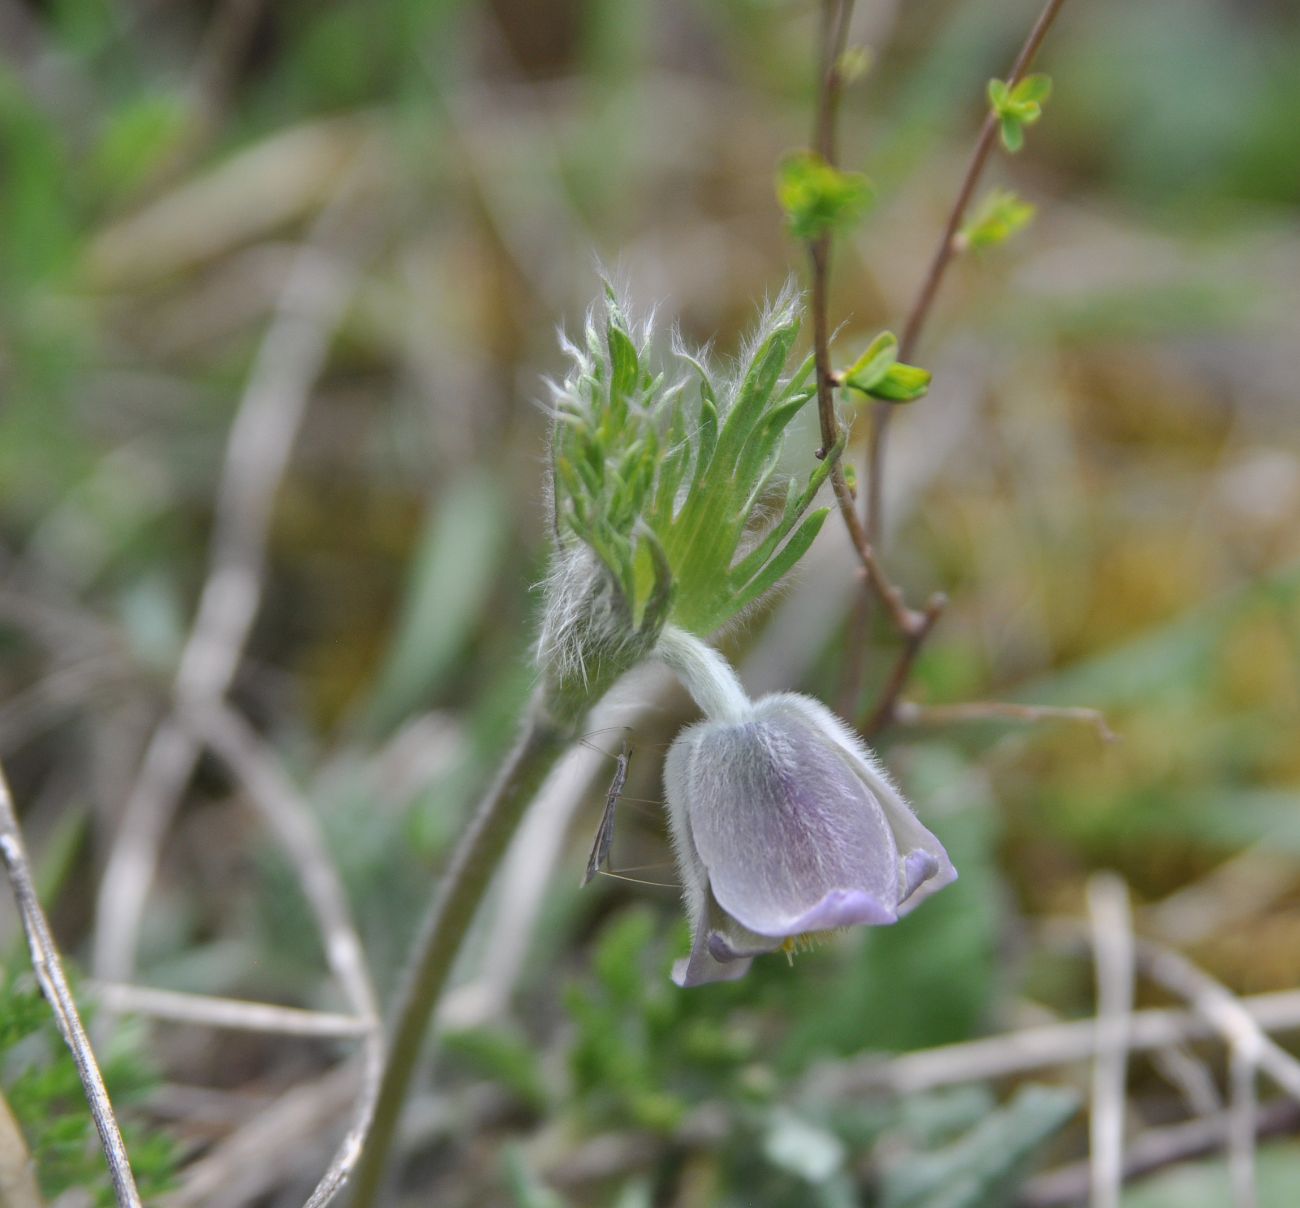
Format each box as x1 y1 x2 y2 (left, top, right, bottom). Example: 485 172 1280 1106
538 283 834 693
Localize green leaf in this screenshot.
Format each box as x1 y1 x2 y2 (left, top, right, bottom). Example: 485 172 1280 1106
1011 73 1052 105
607 323 640 408
731 508 829 614
761 391 814 442
871 362 932 402
714 310 801 471
692 390 719 486
960 189 1036 250
777 350 818 403
842 333 930 402
986 78 1010 109
730 443 838 585
990 74 1050 153
842 330 899 392
776 151 875 242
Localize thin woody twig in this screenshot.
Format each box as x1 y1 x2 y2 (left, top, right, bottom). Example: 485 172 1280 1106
868 0 1073 537
805 0 930 640
1086 873 1135 1208
850 0 1072 727
0 762 143 1208
859 593 946 736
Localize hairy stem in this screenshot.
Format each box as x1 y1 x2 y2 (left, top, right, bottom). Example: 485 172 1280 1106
350 697 574 1205
656 625 750 723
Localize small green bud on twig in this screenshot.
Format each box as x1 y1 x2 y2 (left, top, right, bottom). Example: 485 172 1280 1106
959 188 1037 251
840 331 932 404
836 46 872 86
776 152 875 242
988 73 1053 153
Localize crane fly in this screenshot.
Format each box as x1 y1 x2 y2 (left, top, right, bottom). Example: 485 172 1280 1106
582 740 630 887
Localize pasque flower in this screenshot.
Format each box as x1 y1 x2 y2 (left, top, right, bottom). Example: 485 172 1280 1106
657 628 956 987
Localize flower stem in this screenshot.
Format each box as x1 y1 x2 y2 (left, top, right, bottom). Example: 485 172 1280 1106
656 625 751 724
349 695 574 1206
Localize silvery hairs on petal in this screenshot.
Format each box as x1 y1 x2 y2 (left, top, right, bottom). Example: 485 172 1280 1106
664 687 956 986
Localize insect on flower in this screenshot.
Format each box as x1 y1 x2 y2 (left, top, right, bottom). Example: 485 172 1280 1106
582 740 630 887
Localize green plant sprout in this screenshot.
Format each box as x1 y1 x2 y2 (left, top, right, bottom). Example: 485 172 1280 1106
959 189 1038 251
776 152 875 242
839 332 932 404
987 74 1053 153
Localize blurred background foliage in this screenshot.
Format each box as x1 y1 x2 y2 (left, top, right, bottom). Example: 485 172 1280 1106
1 0 1298 1203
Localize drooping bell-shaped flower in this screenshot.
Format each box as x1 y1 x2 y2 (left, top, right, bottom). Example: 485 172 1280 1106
657 628 956 987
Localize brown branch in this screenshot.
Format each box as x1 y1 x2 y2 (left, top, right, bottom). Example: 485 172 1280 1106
849 0 1072 728
898 0 1072 365
866 0 1074 520
806 0 929 641
0 763 143 1207
859 592 946 735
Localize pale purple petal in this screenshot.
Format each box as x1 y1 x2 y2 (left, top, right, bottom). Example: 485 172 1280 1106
672 905 754 987
707 911 784 960
663 728 710 936
784 887 898 933
760 694 957 913
675 703 901 938
662 685 957 985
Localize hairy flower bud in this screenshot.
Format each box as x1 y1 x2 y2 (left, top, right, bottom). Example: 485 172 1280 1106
537 284 836 711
